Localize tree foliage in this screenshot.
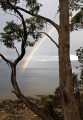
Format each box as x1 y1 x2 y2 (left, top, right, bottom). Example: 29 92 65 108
76 47 83 81
70 9 83 30
70 0 83 30
0 21 23 48
70 0 83 11
0 0 42 13
0 0 46 48
40 73 82 120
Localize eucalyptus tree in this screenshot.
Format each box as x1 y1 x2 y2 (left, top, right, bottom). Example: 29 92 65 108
0 0 81 120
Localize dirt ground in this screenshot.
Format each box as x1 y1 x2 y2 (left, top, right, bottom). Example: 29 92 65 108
0 99 42 120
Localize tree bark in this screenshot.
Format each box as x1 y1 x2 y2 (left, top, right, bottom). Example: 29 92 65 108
59 0 81 120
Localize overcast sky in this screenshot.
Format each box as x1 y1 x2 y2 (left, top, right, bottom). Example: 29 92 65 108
0 0 83 62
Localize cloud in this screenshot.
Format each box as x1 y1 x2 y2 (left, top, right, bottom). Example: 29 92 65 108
70 55 78 61
28 55 78 61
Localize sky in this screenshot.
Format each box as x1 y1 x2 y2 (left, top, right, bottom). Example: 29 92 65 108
0 0 83 67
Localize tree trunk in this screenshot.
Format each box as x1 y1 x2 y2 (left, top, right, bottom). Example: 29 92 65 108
59 0 81 120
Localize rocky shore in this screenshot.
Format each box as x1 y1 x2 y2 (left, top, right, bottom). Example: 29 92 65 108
0 98 42 120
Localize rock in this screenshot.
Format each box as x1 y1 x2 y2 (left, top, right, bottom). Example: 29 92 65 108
2 99 14 106
3 115 22 120
3 105 12 112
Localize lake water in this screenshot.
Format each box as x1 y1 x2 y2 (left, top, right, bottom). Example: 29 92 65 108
0 60 79 101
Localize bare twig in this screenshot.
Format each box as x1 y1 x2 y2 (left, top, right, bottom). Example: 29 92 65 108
13 46 19 56
39 31 59 48
5 11 21 20
0 58 2 62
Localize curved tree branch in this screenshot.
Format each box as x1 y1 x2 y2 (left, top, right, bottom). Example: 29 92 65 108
7 0 27 65
16 6 60 33
0 53 12 66
39 32 59 48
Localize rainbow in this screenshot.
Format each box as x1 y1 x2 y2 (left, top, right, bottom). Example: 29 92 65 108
22 27 55 69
